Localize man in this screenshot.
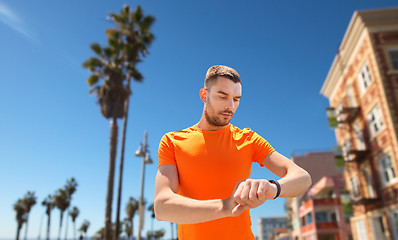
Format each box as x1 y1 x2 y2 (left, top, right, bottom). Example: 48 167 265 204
154 65 311 239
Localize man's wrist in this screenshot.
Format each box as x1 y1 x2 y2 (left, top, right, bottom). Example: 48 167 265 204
220 198 232 217
268 180 281 199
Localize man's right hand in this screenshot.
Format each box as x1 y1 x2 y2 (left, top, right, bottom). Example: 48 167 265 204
223 178 277 217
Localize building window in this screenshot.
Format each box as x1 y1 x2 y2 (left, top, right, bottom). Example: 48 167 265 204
347 85 356 107
389 49 398 71
356 219 368 240
350 176 360 199
363 164 375 198
358 62 372 93
316 211 337 223
367 104 384 138
316 212 328 222
371 216 387 240
343 138 352 161
378 153 397 186
354 123 366 150
391 209 398 240
302 216 306 226
307 212 313 224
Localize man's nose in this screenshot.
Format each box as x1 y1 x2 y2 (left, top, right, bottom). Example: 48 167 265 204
225 99 234 110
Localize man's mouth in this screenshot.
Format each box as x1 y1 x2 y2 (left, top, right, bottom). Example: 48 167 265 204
221 112 233 117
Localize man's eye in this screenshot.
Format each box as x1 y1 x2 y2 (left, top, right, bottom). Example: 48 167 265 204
219 96 226 99
234 99 240 102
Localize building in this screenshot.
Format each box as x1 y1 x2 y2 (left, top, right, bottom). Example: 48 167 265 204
321 7 398 240
272 228 289 240
286 151 342 240
300 175 352 240
258 216 287 240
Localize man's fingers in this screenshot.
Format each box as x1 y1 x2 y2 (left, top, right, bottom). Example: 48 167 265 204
240 183 251 205
232 204 250 216
249 181 259 201
233 182 245 204
257 181 266 201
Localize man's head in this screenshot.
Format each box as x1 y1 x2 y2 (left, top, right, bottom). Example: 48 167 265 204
200 65 242 128
204 65 241 90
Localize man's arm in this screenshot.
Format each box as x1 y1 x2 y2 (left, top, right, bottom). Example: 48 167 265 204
234 151 312 208
262 151 311 197
154 164 249 224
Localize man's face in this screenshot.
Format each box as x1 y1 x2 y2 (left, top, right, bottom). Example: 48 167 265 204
204 77 242 127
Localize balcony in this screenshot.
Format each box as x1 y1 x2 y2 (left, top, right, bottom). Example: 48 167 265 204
326 105 361 128
316 221 339 229
313 198 341 205
351 196 380 205
335 105 361 124
341 139 369 162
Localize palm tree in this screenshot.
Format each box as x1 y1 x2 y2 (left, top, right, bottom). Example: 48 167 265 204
14 199 27 240
64 178 78 240
53 189 70 240
123 219 132 240
125 197 139 240
154 229 165 240
146 231 154 240
147 203 155 240
42 195 54 240
93 223 120 240
111 6 155 240
22 191 37 240
82 5 154 240
69 207 79 240
78 220 90 240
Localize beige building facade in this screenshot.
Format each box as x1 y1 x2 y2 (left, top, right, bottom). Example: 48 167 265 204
287 152 342 240
321 7 398 240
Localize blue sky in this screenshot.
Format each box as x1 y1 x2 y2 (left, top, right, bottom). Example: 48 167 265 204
1 0 397 239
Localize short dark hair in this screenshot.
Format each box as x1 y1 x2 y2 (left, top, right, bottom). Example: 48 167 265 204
204 65 241 89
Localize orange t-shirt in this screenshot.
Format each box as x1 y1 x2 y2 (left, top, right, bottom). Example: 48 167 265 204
158 124 275 240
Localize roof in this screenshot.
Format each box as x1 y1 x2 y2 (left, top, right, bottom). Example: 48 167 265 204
320 7 398 99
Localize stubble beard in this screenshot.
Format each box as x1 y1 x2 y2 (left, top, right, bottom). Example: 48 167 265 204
204 99 233 127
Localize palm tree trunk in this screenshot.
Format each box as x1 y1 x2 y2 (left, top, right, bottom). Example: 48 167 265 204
38 213 44 240
16 222 22 240
170 222 173 240
24 214 29 240
115 78 131 240
73 221 76 240
131 219 134 240
46 212 51 240
58 212 64 240
104 118 118 240
64 211 69 240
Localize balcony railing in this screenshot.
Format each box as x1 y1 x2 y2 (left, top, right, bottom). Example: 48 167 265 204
335 105 361 124
342 143 369 162
313 198 341 205
351 196 380 205
316 221 339 229
326 106 361 128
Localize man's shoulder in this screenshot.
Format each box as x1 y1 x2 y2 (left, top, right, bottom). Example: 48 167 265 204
161 125 199 141
230 124 257 135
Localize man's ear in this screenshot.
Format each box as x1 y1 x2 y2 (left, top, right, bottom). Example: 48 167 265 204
200 88 207 103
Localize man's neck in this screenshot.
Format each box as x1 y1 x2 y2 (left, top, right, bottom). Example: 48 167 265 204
197 116 230 131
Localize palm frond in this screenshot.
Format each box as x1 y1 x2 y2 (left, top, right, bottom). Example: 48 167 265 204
90 43 103 57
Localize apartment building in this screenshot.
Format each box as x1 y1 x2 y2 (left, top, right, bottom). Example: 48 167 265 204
321 7 398 240
258 217 287 240
287 152 342 240
300 175 352 240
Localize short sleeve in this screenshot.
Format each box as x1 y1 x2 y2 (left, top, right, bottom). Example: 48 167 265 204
158 134 176 167
251 132 275 167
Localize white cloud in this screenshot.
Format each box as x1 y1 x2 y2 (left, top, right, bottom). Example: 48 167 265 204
0 2 38 43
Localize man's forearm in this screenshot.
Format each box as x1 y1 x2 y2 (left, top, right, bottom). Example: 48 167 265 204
154 190 229 224
278 168 311 198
